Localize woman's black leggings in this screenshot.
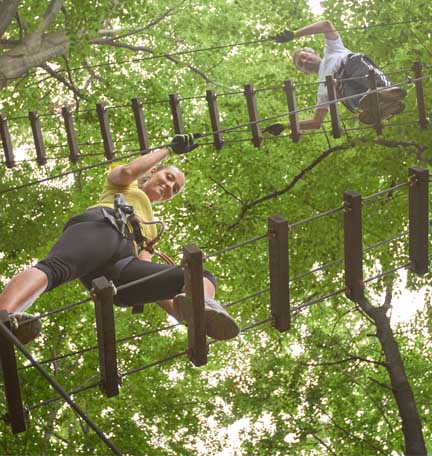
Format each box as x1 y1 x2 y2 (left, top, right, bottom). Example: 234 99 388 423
34 208 216 308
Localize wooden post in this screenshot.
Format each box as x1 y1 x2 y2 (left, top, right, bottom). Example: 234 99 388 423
326 75 341 138
344 191 364 301
283 80 300 143
409 166 429 275
169 93 184 134
131 97 150 152
96 103 115 160
206 90 224 149
28 111 47 166
268 215 290 331
412 62 429 129
0 114 15 168
0 311 26 434
367 70 382 134
244 83 263 148
92 277 119 397
61 107 80 163
182 244 207 366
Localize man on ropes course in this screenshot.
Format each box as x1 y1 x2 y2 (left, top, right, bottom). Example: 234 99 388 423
0 135 240 345
265 20 406 135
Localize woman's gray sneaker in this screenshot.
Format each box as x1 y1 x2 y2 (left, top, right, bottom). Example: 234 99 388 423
174 294 240 341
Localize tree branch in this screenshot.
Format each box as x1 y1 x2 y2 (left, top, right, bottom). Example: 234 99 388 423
209 176 245 205
231 141 353 226
358 137 430 165
40 0 63 33
38 62 86 101
0 0 21 41
304 355 387 368
99 1 186 41
90 38 228 87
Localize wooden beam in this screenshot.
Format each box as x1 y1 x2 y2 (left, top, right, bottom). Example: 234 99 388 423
28 111 47 166
268 215 290 331
206 90 224 149
326 75 341 138
0 114 15 168
182 244 207 366
96 103 115 160
367 70 382 134
91 277 119 397
283 80 300 143
131 97 150 152
412 62 429 129
409 166 429 275
244 83 263 148
0 311 26 434
344 191 364 301
169 93 184 134
61 107 80 163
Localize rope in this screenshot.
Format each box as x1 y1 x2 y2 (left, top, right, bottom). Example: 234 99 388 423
3 17 432 86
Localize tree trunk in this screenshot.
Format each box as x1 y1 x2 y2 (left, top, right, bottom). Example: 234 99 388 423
359 298 427 455
0 30 69 88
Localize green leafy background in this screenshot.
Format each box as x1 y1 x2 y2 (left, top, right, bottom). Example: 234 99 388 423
0 0 431 454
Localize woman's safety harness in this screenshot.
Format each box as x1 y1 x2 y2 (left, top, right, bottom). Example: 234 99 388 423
110 193 175 265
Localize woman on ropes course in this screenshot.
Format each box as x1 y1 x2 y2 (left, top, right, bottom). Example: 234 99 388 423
0 134 240 344
265 19 407 135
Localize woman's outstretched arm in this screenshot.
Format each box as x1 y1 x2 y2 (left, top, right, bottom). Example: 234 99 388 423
108 147 171 186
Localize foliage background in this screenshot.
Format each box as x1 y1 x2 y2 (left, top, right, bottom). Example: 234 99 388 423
0 0 431 454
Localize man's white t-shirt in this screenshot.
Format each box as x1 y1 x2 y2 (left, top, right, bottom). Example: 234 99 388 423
317 36 351 108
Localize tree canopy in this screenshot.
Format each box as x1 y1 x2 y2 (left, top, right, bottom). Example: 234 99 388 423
0 0 432 454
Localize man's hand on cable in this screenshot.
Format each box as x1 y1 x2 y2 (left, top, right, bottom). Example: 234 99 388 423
168 133 201 155
273 29 296 43
263 123 287 136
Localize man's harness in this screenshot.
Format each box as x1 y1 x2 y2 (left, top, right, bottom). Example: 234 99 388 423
111 193 174 265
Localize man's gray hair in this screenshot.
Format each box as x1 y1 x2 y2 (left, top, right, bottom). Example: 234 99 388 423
292 47 317 71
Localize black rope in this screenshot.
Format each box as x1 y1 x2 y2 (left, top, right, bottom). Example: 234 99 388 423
22 288 271 369
4 16 432 87
204 233 268 259
363 262 412 283
363 181 408 202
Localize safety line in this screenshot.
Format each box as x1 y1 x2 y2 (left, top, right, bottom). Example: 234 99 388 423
2 73 427 181
22 287 271 369
24 255 417 412
290 231 408 283
363 181 408 202
3 17 431 86
0 322 121 455
363 262 412 283
204 233 268 259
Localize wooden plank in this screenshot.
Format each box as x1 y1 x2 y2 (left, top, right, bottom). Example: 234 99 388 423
244 83 263 148
367 69 382 134
268 215 290 331
169 93 184 134
283 80 300 142
0 311 26 434
409 166 429 275
61 107 80 163
131 97 150 152
28 111 47 166
91 277 119 397
344 191 364 301
206 90 224 149
0 114 15 168
96 103 115 160
326 75 341 138
182 244 207 366
412 62 429 129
